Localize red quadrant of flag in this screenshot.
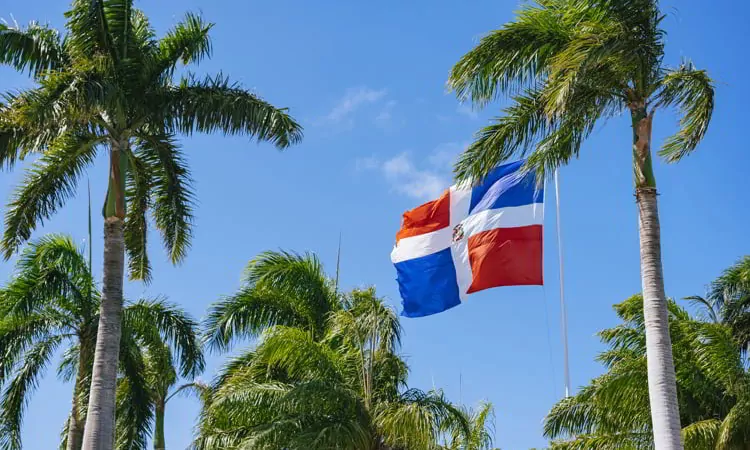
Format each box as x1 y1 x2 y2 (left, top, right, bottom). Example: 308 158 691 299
466 225 543 293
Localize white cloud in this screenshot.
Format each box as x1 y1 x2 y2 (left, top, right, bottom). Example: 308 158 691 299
382 153 447 199
374 100 400 130
428 142 468 168
319 87 387 126
382 153 412 176
356 142 468 200
456 103 478 119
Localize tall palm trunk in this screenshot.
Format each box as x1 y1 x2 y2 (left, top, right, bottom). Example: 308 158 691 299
66 342 90 450
632 106 683 450
82 143 128 450
153 399 166 450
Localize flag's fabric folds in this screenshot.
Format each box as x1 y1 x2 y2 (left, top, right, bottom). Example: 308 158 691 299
391 160 544 317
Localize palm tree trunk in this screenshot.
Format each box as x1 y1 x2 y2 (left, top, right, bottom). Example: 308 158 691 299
82 143 128 450
632 106 683 450
66 350 88 450
153 399 166 450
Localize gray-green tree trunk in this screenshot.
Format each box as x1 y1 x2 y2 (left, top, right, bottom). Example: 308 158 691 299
81 218 124 450
65 351 88 450
632 106 683 450
82 144 128 450
154 400 166 450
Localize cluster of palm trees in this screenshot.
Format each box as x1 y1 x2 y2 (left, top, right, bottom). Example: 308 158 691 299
0 0 721 449
0 235 203 450
544 256 750 449
0 239 498 449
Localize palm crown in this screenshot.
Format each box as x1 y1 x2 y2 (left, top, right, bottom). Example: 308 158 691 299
0 1 302 278
544 293 750 449
198 251 481 450
0 235 204 450
448 0 714 184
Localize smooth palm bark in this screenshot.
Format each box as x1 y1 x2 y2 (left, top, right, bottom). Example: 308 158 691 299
83 143 127 450
153 399 165 450
66 344 90 450
632 106 683 449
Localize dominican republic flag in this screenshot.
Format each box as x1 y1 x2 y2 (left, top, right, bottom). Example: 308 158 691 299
391 160 544 317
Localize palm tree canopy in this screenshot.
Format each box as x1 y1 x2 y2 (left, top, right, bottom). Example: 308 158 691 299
203 251 341 352
0 235 97 449
197 252 475 450
442 402 498 450
0 1 303 279
544 294 750 449
0 235 204 450
448 0 714 183
116 307 204 450
701 256 750 349
197 294 467 450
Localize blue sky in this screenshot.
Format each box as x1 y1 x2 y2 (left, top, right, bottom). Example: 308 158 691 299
1 0 749 448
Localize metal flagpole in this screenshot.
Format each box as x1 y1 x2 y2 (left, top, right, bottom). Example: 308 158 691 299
554 169 572 398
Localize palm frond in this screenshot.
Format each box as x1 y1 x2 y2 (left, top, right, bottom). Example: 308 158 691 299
0 335 62 450
0 22 66 78
57 343 80 383
681 419 720 450
706 256 750 314
716 398 750 449
684 295 720 324
123 297 204 378
203 287 306 353
453 87 551 183
328 287 402 354
102 0 134 59
447 2 571 105
376 389 469 450
123 151 152 282
548 432 651 450
244 250 338 336
115 331 152 450
2 132 101 259
64 0 116 62
133 133 194 265
253 326 345 383
158 12 212 71
165 73 303 148
654 62 715 162
0 314 58 382
165 380 210 404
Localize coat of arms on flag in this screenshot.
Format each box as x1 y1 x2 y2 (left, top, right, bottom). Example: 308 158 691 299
391 160 544 317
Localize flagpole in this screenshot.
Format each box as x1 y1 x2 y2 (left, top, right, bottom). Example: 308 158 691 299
554 169 572 398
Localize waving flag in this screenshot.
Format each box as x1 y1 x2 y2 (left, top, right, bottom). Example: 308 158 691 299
391 160 544 317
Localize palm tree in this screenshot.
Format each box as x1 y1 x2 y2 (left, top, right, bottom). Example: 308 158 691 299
442 402 498 450
0 235 203 450
116 341 208 450
203 251 342 351
448 2 714 448
0 2 301 447
544 294 750 449
197 252 469 449
688 256 750 349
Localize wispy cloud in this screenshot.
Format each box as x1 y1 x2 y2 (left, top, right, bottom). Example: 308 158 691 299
374 100 396 127
381 153 447 199
428 142 468 168
318 87 387 127
356 142 468 200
